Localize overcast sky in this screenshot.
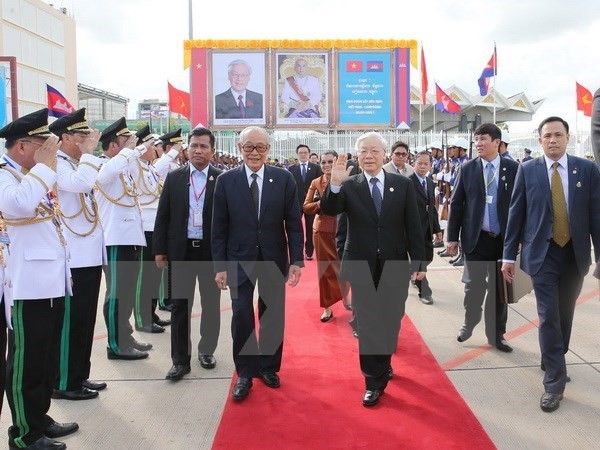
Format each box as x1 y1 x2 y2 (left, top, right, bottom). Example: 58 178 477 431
64 0 599 133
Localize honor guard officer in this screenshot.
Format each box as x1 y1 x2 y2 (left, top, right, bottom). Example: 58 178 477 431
158 128 184 173
0 108 78 449
96 117 152 360
48 108 107 401
133 125 171 333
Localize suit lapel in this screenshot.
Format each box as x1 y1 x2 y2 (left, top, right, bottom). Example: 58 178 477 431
237 165 259 222
379 172 395 222
497 158 508 202
259 165 273 221
356 173 379 222
567 155 577 213
536 157 552 211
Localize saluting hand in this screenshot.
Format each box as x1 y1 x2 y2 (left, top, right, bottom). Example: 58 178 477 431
124 134 139 150
77 129 101 155
34 135 60 167
330 153 353 186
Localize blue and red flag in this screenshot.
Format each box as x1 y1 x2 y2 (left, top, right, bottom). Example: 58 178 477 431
366 61 383 72
477 46 497 96
47 84 75 118
435 83 461 114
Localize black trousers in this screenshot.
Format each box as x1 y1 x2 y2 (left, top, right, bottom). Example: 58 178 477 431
56 266 102 391
170 241 221 365
7 298 65 447
302 212 315 258
415 236 434 298
462 232 508 343
350 259 410 391
532 241 583 394
0 296 6 417
230 258 286 378
103 245 139 353
135 231 163 328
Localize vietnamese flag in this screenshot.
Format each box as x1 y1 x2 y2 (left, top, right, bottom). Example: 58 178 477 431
168 82 190 119
420 45 428 105
576 82 593 117
346 60 363 72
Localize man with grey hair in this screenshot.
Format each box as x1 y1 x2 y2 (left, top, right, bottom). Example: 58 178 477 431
215 59 263 119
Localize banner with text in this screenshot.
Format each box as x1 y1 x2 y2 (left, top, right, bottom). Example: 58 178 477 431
338 52 392 126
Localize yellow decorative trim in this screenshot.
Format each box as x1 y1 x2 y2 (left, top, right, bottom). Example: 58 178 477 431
66 121 90 131
79 161 100 171
28 125 51 136
183 39 419 70
28 172 50 193
116 127 133 136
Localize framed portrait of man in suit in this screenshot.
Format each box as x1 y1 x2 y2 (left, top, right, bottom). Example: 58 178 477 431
276 52 328 127
212 52 266 126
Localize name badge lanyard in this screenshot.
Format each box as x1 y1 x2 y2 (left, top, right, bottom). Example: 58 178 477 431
190 173 207 228
484 163 499 204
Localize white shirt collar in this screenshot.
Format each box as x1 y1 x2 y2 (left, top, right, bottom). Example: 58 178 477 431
244 164 265 180
544 153 568 171
189 164 209 177
364 169 385 186
230 88 246 101
2 154 22 172
482 154 501 169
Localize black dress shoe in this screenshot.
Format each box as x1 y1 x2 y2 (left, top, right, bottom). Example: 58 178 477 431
52 387 98 401
106 347 148 360
387 366 393 380
456 325 472 342
155 318 171 327
158 304 173 312
437 249 450 257
44 421 79 438
232 377 253 400
419 295 434 305
199 354 216 369
165 364 191 381
452 255 464 267
540 392 563 412
130 338 153 351
10 436 66 449
260 371 281 388
82 380 107 391
433 241 444 248
494 338 513 353
352 330 359 339
320 311 333 322
136 323 165 333
362 389 382 407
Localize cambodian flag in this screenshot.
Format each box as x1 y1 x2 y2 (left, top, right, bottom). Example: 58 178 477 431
477 46 497 96
47 84 75 118
435 83 461 114
366 61 383 72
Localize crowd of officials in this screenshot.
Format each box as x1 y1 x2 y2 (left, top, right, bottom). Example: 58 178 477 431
0 106 599 448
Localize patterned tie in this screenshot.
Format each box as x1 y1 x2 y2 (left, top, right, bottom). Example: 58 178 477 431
486 163 501 235
238 95 246 118
422 179 427 196
301 163 307 182
551 162 570 246
370 177 382 216
250 173 259 216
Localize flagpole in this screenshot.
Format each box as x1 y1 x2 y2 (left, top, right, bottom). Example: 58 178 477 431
188 0 194 128
492 42 497 124
419 103 422 133
433 96 436 133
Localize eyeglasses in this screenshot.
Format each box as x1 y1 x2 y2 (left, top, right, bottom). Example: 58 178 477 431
393 152 409 157
231 73 249 79
241 144 269 154
320 160 335 165
358 149 383 156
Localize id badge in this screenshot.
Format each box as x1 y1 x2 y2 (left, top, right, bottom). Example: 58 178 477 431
486 195 493 204
193 209 203 227
0 231 10 245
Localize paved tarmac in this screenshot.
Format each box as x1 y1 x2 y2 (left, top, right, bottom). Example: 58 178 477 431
1 252 598 449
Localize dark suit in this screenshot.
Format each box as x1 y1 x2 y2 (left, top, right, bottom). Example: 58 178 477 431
153 164 223 365
592 88 600 168
211 164 303 378
504 155 600 393
447 156 518 343
215 89 263 119
321 171 424 391
288 161 322 258
409 174 441 298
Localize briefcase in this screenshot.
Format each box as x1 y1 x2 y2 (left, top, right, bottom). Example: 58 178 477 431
497 255 533 304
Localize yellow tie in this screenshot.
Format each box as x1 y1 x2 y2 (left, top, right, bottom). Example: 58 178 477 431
20 167 29 175
551 162 570 247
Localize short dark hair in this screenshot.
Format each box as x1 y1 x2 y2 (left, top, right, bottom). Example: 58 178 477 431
538 116 569 135
346 152 352 159
101 135 120 151
474 123 501 141
309 152 319 158
321 149 338 159
189 127 215 148
391 141 409 153
415 150 432 163
4 138 17 149
296 144 310 153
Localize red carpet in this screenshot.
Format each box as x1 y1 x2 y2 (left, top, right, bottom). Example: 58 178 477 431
212 261 495 450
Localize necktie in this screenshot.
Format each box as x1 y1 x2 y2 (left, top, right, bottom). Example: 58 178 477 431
551 162 570 246
370 177 382 216
301 163 307 182
250 173 259 216
422 179 427 196
238 95 246 118
486 163 500 235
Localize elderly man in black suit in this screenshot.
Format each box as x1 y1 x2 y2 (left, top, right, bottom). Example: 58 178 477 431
447 123 518 353
212 126 303 401
153 128 223 381
288 144 322 260
321 131 425 407
215 59 263 119
409 150 443 305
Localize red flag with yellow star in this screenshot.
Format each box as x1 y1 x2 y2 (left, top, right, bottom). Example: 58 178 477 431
168 82 190 119
576 82 593 117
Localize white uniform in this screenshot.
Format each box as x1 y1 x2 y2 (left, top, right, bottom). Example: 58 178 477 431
0 155 71 300
153 149 180 182
0 245 12 328
281 74 322 110
95 147 146 247
56 150 106 267
135 158 162 232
